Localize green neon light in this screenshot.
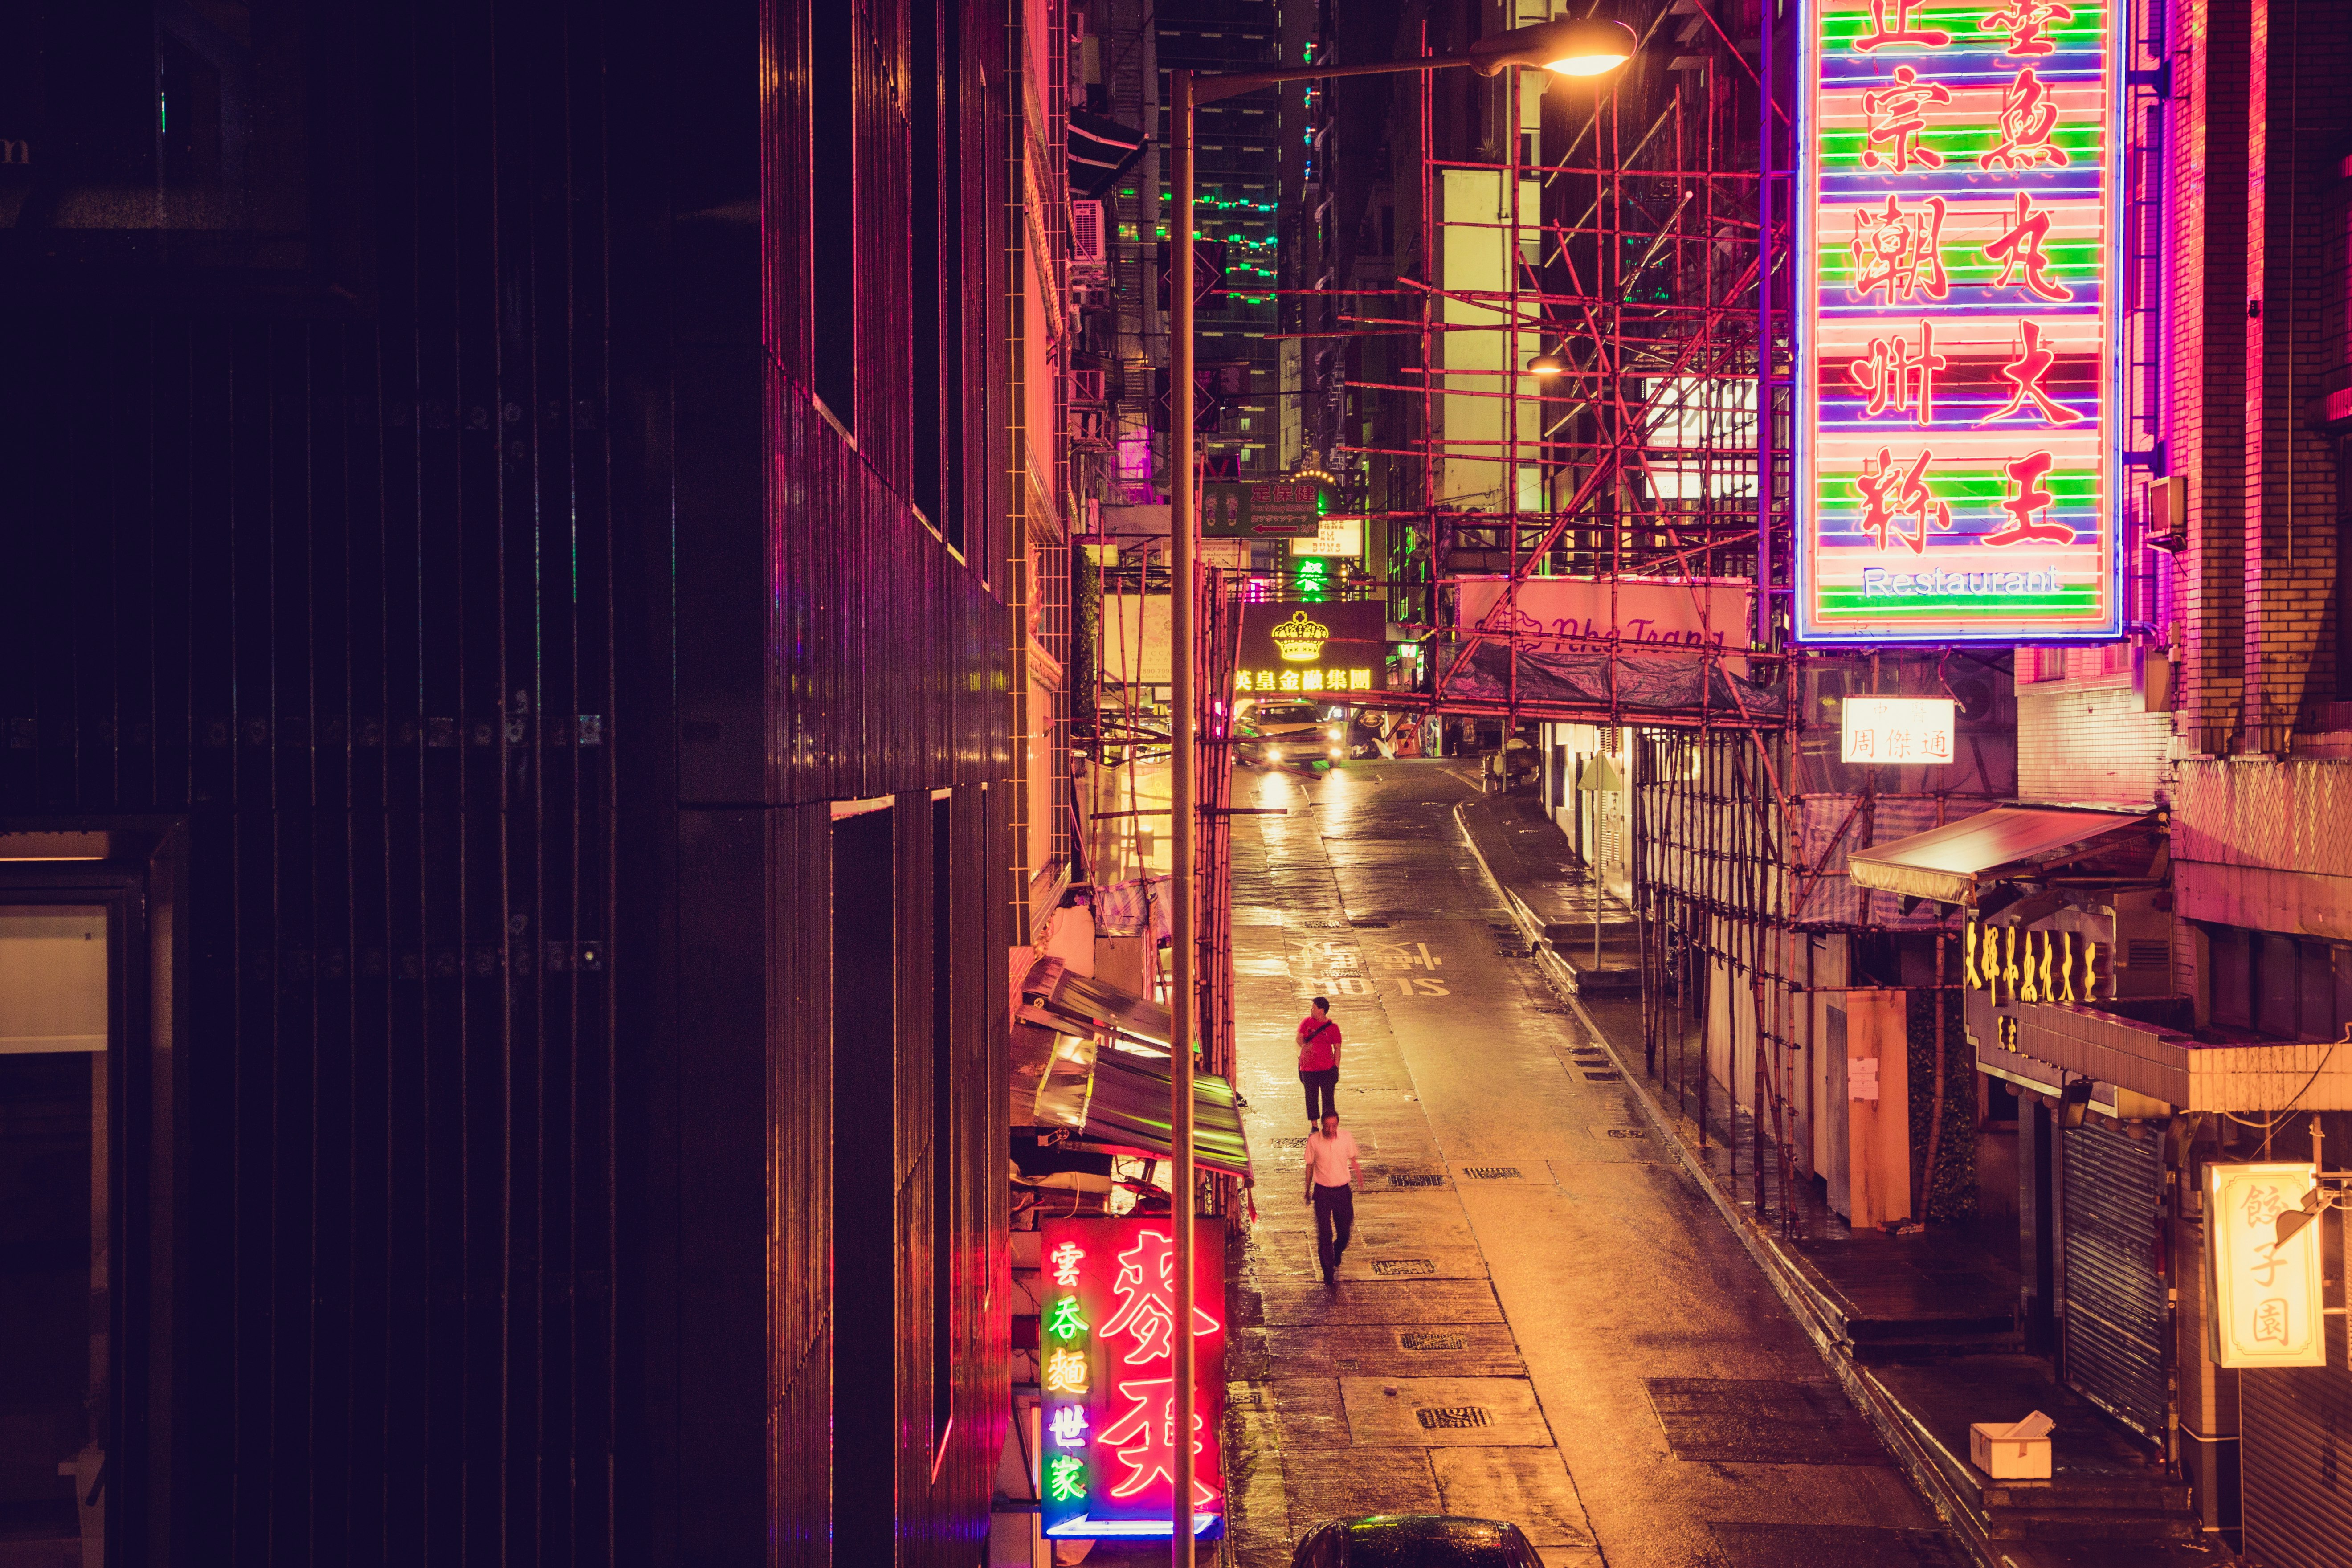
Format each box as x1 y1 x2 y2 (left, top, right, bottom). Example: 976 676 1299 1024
1045 1295 1090 1341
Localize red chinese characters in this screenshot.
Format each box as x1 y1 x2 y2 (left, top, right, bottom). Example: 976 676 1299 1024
1099 1229 1219 1365
1099 1379 1215 1506
1860 66 1949 172
1984 321 2081 425
1982 451 2076 547
1849 322 1946 425
1984 191 2074 303
1850 194 1950 305
1854 448 1953 554
1979 68 2068 172
1854 0 1952 50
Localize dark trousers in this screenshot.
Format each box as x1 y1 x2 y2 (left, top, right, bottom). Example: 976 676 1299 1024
1312 1181 1355 1276
1299 1066 1339 1124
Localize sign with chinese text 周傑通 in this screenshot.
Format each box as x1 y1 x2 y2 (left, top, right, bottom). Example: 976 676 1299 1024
1037 1217 1229 1540
2205 1163 2325 1369
1839 695 1956 763
1797 0 2125 642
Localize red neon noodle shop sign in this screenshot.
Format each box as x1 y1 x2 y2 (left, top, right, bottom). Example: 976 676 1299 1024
1037 1218 1228 1541
1796 0 2127 642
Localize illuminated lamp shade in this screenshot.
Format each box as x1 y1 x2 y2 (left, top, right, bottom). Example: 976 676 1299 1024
1469 16 1637 78
1525 351 1570 377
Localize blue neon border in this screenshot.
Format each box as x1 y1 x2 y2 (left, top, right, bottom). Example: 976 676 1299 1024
1790 0 2132 645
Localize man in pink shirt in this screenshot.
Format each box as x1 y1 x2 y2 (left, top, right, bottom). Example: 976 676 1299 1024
1296 996 1343 1129
1303 1111 1364 1287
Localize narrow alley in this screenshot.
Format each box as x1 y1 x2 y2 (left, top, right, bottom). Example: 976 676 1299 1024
1219 761 1957 1568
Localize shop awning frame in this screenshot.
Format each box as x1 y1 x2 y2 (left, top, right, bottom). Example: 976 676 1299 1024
1846 805 2160 906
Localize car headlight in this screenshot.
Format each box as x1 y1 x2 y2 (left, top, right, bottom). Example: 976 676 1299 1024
1328 747 1343 758
1327 726 1342 739
1267 747 1283 763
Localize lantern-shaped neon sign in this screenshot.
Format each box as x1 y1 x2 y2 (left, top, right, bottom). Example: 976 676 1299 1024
1037 1217 1228 1540
1796 0 2128 642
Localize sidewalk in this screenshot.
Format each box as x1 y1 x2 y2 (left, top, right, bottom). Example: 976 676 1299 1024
1455 791 2223 1568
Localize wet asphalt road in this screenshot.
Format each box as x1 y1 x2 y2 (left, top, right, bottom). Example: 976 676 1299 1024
1218 761 1953 1568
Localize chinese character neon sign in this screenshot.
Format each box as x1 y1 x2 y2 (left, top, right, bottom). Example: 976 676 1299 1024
1797 0 2125 642
1037 1218 1228 1540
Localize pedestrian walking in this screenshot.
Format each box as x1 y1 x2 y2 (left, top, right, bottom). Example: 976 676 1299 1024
1296 996 1342 1128
1303 1111 1364 1286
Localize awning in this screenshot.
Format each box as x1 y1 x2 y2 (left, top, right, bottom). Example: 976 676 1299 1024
1069 110 1149 200
1021 956 1172 1051
1029 1033 1252 1180
1847 805 2158 906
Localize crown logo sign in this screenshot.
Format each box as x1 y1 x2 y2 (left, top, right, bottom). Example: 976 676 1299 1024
1271 610 1330 662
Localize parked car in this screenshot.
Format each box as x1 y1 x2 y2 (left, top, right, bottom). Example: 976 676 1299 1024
1237 699 1343 767
1291 1515 1549 1567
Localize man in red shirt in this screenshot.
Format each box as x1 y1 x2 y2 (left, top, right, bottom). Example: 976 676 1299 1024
1297 996 1343 1129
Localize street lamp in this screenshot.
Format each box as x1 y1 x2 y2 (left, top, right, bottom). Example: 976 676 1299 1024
1526 351 1572 377
1162 21 1634 1566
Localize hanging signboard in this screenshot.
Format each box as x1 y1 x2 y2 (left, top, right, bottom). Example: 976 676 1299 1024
1233 600 1387 696
1037 1218 1228 1541
1452 577 1751 652
1796 0 2126 642
1839 696 1956 763
2204 1163 2325 1369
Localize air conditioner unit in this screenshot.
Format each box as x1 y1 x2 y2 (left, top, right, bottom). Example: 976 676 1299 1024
1069 200 1107 270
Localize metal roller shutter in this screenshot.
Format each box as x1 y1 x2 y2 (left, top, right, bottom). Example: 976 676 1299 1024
2062 1120 2168 1441
2242 1286 2352 1566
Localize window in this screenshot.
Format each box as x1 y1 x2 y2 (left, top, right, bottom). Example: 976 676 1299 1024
0 906 109 1559
832 809 894 1556
810 1 858 429
911 0 965 548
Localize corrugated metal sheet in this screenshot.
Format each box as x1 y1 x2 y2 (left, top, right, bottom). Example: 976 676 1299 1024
1847 806 2156 906
2062 1122 2169 1442
2242 1269 2352 1568
2174 760 2352 879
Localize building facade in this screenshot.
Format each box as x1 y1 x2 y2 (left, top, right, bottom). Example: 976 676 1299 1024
0 0 1078 1563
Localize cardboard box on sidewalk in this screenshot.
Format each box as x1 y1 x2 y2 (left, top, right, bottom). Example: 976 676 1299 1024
1968 1411 2054 1480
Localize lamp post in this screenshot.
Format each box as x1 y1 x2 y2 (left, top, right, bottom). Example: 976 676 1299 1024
1164 18 1633 1564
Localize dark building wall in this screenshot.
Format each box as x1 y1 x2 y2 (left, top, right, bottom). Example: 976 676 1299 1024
0 1 1013 1564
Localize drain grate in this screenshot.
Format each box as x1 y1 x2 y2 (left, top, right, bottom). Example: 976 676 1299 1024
1398 1331 1468 1352
1461 1166 1523 1180
1370 1258 1437 1276
1387 1172 1445 1188
1531 1004 1570 1016
1582 1070 1623 1082
1416 1406 1492 1430
1487 922 1519 933
1350 919 1392 929
1270 1137 1306 1150
1604 1127 1650 1140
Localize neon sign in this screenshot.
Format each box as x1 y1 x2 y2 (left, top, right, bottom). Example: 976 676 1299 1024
1797 0 2125 642
2205 1164 2325 1369
1037 1218 1227 1540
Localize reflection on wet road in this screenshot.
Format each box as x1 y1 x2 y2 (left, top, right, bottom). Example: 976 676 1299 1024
1220 762 1955 1568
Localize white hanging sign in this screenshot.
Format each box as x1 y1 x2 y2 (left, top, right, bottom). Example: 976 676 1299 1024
2205 1163 2325 1369
1839 696 1956 765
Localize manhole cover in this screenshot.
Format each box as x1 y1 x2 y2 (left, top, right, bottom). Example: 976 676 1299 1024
1388 1172 1445 1188
1371 1258 1437 1276
1462 1166 1522 1180
1605 1127 1650 1140
1416 1406 1492 1430
1399 1331 1468 1352
1582 1070 1622 1082
1570 1051 1609 1061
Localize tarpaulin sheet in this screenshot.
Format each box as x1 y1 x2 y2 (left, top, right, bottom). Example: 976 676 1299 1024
1435 639 1784 720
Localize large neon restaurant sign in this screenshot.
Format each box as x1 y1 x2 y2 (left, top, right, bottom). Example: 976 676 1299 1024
1037 1218 1227 1541
1797 0 2126 642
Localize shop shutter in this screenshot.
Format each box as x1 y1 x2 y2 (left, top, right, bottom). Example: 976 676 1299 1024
2242 1305 2352 1566
2061 1120 2168 1441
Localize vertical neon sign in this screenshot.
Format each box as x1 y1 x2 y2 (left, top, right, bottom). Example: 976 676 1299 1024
1797 0 2126 642
1037 1218 1228 1540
